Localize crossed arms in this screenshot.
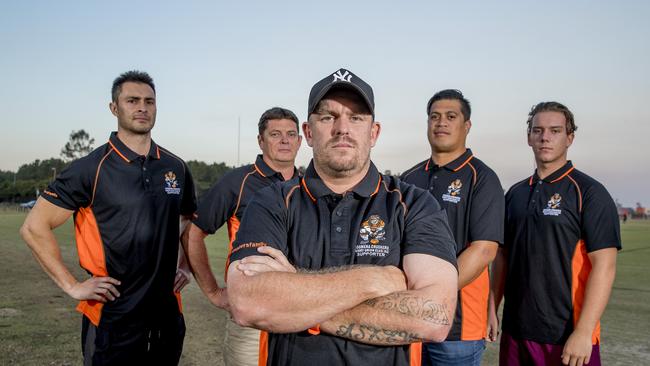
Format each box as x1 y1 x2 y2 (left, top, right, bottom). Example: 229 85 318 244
227 246 458 345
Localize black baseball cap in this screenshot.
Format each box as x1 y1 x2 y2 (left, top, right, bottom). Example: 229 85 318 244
308 68 375 118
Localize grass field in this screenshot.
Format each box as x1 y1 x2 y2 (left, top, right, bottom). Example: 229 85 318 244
1 210 648 365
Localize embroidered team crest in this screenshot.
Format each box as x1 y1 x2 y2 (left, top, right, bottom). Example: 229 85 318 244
543 193 562 216
360 215 386 245
164 171 181 195
356 215 389 257
442 179 463 203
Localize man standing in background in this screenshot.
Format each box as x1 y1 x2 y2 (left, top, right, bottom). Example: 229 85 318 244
402 89 504 365
490 101 620 366
183 107 301 366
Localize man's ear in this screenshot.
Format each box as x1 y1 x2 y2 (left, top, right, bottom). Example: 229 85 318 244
109 101 118 117
370 121 381 148
302 121 314 147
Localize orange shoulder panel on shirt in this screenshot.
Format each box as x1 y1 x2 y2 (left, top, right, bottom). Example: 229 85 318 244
571 240 600 344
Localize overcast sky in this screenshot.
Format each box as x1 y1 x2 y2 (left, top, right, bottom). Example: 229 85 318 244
1 0 648 207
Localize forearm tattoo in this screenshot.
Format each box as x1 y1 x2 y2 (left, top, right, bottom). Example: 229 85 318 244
297 264 371 274
335 322 422 345
363 293 450 326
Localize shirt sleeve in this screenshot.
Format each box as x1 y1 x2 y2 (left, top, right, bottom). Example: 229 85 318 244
180 162 197 217
229 185 288 262
402 186 458 270
581 183 622 252
191 173 239 234
41 159 93 210
468 168 505 245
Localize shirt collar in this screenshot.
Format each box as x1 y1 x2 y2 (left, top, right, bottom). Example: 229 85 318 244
302 160 382 200
108 131 160 163
254 154 299 180
529 160 575 185
425 148 473 172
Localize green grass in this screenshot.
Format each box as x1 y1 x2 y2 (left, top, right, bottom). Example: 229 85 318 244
1 210 649 365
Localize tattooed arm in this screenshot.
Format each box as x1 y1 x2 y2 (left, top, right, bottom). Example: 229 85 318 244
228 251 407 333
320 253 457 345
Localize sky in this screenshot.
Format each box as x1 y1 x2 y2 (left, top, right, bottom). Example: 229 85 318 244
1 0 648 207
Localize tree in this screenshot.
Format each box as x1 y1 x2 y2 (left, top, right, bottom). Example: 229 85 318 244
185 160 232 198
61 129 95 162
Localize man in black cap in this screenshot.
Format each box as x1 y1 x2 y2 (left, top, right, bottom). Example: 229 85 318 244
225 68 459 365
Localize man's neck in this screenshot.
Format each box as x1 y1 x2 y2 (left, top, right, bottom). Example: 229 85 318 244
262 155 295 181
536 158 568 180
430 148 466 167
315 162 370 195
117 129 151 156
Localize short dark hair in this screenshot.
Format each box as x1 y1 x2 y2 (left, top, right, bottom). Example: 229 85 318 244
258 107 300 135
526 101 577 134
111 70 155 102
426 89 471 121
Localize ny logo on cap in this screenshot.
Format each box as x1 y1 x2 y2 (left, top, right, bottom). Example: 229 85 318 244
332 70 352 83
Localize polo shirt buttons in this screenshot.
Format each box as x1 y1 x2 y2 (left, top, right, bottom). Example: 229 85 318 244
335 226 342 233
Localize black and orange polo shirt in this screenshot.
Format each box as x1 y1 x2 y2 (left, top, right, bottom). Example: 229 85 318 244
230 161 457 366
192 154 298 276
42 132 196 328
401 148 504 341
503 161 621 345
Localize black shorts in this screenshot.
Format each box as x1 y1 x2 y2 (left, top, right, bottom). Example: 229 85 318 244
81 313 185 366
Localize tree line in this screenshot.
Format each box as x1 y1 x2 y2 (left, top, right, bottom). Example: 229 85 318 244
1 130 233 203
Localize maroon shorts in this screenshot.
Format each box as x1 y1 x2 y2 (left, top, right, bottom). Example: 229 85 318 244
499 332 601 366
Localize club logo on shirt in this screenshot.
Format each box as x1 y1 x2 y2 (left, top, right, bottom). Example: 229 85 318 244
164 171 181 195
356 215 389 257
543 193 562 216
442 179 462 204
